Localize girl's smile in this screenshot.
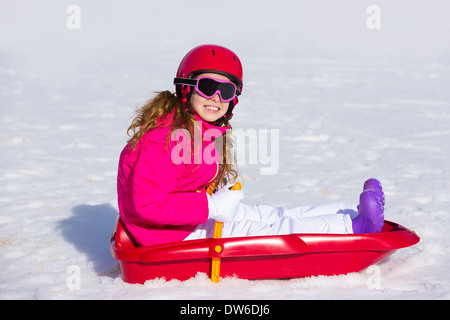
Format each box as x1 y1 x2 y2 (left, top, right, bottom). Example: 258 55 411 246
204 105 220 112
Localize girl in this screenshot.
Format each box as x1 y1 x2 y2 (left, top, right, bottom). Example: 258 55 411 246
117 44 385 247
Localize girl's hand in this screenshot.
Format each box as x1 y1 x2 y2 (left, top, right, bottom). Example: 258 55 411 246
207 187 244 222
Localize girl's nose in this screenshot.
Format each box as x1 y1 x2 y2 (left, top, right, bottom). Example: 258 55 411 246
211 93 221 102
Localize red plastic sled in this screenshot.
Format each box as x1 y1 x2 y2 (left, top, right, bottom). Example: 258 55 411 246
110 217 420 284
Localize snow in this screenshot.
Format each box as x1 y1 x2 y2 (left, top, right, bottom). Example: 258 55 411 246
1 0 450 300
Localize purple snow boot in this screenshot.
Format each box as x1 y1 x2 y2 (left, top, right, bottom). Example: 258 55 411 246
363 178 385 207
352 179 385 233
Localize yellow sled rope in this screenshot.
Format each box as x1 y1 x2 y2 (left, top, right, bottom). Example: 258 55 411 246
208 182 242 283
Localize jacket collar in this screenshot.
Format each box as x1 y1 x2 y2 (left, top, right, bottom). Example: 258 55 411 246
157 110 230 136
192 112 230 136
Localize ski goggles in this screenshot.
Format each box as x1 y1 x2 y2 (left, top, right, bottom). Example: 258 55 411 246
174 76 240 102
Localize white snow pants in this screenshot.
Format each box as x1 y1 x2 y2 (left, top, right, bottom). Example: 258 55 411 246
185 202 358 241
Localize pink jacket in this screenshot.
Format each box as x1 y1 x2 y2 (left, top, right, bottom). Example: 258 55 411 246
117 113 229 246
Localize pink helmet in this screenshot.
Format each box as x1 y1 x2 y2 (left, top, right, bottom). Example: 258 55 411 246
174 44 243 123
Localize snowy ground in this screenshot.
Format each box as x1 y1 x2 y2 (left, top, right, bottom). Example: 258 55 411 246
1 0 450 300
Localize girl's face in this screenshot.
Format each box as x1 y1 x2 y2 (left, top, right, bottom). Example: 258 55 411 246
189 73 230 123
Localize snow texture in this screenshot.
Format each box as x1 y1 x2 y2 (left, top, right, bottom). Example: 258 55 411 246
1 0 450 300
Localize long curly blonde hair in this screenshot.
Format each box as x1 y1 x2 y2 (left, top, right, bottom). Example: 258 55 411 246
126 90 238 190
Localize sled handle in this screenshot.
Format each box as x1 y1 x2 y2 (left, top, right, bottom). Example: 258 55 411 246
211 182 241 283
211 222 223 283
